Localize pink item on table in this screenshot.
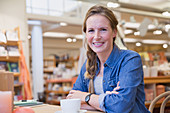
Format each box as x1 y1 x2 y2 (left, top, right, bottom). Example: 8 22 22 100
0 91 12 113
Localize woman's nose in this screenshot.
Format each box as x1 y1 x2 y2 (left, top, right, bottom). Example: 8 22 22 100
94 31 101 39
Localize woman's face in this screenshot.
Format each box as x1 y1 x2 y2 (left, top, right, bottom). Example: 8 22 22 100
86 14 116 55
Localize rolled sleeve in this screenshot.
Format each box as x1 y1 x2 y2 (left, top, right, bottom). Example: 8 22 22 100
98 93 107 111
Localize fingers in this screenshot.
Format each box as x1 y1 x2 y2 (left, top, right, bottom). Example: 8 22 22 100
106 81 120 95
113 86 120 91
113 81 120 91
69 90 76 94
66 93 73 99
106 91 119 94
106 91 112 94
111 90 119 94
117 81 120 87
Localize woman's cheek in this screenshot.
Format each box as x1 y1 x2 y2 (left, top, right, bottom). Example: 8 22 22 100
86 36 93 44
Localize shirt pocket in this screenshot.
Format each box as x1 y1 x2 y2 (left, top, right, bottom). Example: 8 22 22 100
108 79 117 91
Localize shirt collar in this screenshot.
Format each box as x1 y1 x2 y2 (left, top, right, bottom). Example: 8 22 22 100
104 44 121 68
96 43 121 70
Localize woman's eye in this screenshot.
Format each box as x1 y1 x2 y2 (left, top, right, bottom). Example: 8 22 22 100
88 29 94 33
101 28 107 31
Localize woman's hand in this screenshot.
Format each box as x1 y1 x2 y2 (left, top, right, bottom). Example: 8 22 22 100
106 81 120 94
66 90 87 104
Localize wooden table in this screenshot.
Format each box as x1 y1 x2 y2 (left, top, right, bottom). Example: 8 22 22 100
30 104 103 113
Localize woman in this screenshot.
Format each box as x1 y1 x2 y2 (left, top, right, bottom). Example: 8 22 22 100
67 5 150 113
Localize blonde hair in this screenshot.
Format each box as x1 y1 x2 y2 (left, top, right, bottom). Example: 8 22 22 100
83 5 118 79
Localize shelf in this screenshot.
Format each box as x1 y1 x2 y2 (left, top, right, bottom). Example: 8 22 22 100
0 41 18 46
144 76 170 84
0 56 20 62
46 100 60 105
43 58 54 61
14 82 24 87
46 79 72 83
44 70 53 73
45 90 69 94
44 65 55 68
14 73 20 77
55 58 74 62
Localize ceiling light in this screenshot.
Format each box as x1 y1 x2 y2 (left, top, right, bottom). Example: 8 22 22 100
124 22 140 29
123 38 138 43
163 44 168 48
124 38 169 44
136 42 142 46
75 34 83 39
66 38 72 42
124 29 133 35
27 20 41 25
60 22 67 26
153 30 162 35
165 24 170 32
28 35 31 39
134 31 140 36
72 38 77 42
107 2 120 8
124 22 156 30
142 39 167 44
148 24 156 29
162 11 170 16
43 32 69 37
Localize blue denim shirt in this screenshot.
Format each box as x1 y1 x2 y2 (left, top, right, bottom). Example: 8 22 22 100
72 44 150 113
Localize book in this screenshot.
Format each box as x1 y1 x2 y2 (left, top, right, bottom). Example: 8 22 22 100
14 100 43 106
6 46 20 56
6 30 18 41
0 62 8 71
7 62 19 72
0 46 8 56
0 30 7 43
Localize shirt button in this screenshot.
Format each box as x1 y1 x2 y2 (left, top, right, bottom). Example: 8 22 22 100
104 64 107 67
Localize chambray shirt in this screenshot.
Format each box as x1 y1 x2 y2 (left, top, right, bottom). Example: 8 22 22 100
72 44 150 113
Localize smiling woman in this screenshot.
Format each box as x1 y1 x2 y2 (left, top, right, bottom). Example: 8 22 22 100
66 5 150 113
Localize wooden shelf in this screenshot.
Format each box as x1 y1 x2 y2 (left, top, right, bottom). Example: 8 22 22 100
14 73 20 77
44 70 53 73
0 56 20 62
45 90 69 94
14 82 24 87
144 76 170 84
46 79 72 83
43 58 54 61
44 65 55 68
0 41 18 46
0 27 24 100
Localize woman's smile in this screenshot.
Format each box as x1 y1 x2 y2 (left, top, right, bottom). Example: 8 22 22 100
93 42 104 47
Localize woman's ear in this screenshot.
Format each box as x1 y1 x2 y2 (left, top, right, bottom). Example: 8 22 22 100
113 29 117 38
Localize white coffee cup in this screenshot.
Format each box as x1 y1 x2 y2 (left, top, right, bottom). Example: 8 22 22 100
60 98 81 113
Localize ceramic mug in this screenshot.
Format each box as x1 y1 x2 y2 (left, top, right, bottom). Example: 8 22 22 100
60 98 81 113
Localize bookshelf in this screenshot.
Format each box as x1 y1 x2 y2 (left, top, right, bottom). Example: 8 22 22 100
144 76 170 84
138 51 170 109
45 78 75 105
0 27 24 100
43 56 78 105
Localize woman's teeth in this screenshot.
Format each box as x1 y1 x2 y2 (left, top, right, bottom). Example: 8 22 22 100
93 42 103 45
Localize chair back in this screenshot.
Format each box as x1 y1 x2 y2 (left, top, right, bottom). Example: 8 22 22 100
149 91 170 113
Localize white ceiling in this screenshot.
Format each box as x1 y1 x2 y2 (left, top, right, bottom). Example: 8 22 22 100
27 0 170 45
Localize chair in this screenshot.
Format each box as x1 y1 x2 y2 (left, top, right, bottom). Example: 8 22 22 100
149 91 170 113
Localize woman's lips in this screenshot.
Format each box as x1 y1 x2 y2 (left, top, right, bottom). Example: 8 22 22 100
93 42 104 47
